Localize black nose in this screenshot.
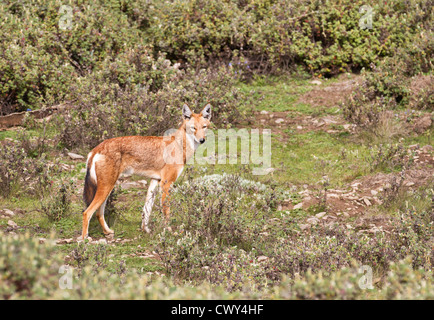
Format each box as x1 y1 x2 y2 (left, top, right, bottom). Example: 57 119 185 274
199 138 205 144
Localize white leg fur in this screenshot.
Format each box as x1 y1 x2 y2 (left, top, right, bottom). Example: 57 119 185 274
141 179 159 233
98 198 114 234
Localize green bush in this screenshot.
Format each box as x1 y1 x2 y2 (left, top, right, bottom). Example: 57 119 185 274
1 233 433 299
0 140 57 198
147 0 433 75
57 61 245 151
1 0 432 113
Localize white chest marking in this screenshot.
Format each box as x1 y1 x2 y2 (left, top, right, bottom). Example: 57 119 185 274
186 133 199 151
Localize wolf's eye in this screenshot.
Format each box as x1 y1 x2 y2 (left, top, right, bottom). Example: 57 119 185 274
203 125 207 129
190 125 196 131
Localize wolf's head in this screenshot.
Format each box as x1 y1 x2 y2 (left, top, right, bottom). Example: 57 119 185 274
182 103 212 144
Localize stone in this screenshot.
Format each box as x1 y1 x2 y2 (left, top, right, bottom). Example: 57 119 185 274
275 118 285 124
67 152 85 160
2 209 15 217
257 256 269 262
311 80 322 85
306 217 319 225
138 180 148 186
7 220 18 228
315 212 327 218
56 238 73 244
264 168 276 175
293 202 303 210
363 198 372 206
260 110 269 115
422 145 433 153
120 182 140 189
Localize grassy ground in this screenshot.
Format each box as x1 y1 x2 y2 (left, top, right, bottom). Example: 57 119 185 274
1 73 433 298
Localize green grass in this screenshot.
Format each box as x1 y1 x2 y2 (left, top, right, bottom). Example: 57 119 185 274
1 74 433 298
238 76 313 112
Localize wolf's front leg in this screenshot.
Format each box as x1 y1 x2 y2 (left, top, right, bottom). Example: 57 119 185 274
141 179 159 233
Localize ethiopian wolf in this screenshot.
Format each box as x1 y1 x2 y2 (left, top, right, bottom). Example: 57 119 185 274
80 104 211 240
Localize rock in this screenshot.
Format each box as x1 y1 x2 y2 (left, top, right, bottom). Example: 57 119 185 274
363 198 372 206
56 238 73 244
311 80 322 85
260 110 269 115
299 224 310 230
120 182 140 189
408 144 419 150
264 168 276 175
315 212 327 218
275 118 285 124
293 203 303 210
67 152 85 160
422 145 433 153
138 180 148 186
351 182 361 188
370 190 378 196
257 256 269 262
7 220 18 228
2 209 15 217
296 126 303 130
306 217 319 225
405 181 415 187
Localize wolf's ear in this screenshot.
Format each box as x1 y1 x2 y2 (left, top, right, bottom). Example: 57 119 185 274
182 104 192 120
201 104 212 120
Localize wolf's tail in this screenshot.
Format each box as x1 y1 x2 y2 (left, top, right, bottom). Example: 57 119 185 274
83 167 97 207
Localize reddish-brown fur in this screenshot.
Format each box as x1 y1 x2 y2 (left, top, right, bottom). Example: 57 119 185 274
80 104 211 239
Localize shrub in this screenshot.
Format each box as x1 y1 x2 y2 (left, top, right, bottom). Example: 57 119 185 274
0 140 57 198
0 0 146 113
146 0 433 76
40 179 75 222
1 233 433 299
57 62 245 151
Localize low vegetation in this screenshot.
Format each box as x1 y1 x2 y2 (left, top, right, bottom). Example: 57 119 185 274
0 0 433 300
